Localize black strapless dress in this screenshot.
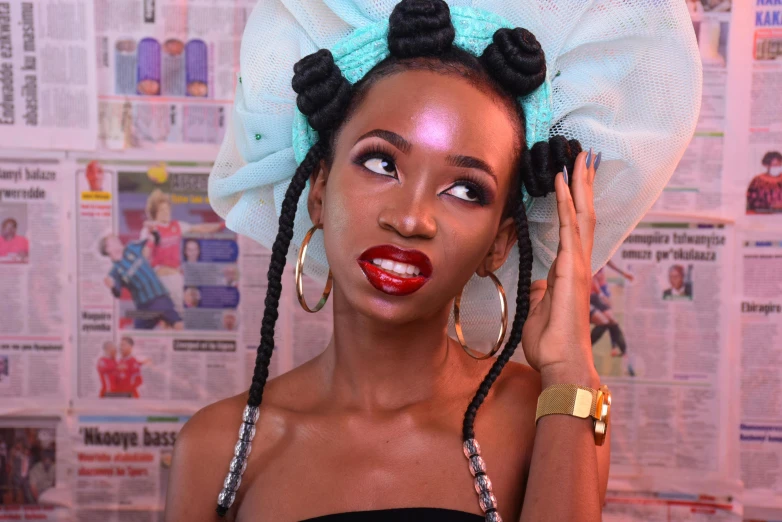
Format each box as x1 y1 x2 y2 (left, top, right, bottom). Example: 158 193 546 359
301 508 484 521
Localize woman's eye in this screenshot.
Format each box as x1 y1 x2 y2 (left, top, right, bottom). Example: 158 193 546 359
363 156 397 176
445 183 482 203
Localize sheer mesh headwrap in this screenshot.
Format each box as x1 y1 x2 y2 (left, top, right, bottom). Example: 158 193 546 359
208 0 701 517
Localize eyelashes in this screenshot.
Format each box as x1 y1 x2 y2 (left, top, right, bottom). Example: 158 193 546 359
350 144 494 206
352 144 398 176
448 173 492 206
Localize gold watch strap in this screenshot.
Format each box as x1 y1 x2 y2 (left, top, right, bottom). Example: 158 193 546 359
535 384 600 423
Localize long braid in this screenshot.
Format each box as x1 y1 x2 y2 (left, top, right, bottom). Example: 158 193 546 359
246 47 350 408
462 197 533 440
460 16 581 442
217 46 350 517
247 141 326 407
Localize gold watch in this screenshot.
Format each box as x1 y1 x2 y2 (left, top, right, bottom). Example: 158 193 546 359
535 384 612 446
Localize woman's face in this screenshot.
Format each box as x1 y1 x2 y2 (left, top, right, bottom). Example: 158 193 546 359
310 70 520 325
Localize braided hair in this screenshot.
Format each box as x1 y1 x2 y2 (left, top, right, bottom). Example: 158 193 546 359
221 0 581 516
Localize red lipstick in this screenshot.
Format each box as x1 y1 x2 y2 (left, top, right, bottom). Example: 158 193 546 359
357 244 433 296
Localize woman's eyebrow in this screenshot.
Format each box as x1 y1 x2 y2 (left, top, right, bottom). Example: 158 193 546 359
445 154 496 183
354 129 411 153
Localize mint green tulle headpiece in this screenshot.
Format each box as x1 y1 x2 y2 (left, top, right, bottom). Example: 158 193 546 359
209 0 701 335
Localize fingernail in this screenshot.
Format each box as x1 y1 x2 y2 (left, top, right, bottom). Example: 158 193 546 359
562 165 569 186
594 151 602 171
586 148 592 168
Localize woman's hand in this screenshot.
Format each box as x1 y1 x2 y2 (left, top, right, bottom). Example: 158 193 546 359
521 150 599 388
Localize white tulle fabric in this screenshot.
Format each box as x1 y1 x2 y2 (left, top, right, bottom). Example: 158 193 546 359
208 0 701 349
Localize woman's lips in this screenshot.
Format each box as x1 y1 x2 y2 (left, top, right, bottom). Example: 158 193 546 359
357 244 433 296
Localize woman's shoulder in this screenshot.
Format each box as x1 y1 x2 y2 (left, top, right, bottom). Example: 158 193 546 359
176 370 306 454
166 376 301 521
479 359 542 436
493 359 542 400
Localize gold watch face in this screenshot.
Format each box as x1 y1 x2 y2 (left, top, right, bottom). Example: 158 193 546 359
600 385 612 420
595 385 611 446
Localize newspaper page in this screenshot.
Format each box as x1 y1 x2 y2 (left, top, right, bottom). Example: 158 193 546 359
0 0 98 151
737 230 782 511
0 156 70 409
238 237 287 386
745 504 782 522
0 416 69 521
71 414 186 521
653 0 731 215
590 222 735 485
604 490 741 521
74 160 242 409
94 0 255 159
720 0 782 223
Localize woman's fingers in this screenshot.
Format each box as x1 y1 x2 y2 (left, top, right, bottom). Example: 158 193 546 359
570 150 597 266
554 170 583 262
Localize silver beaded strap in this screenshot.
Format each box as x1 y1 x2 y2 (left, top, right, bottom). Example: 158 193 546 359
463 438 503 522
217 405 259 514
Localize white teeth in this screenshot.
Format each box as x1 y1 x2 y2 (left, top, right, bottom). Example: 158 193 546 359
370 258 422 277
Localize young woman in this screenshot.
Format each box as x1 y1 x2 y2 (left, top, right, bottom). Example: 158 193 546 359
165 1 700 521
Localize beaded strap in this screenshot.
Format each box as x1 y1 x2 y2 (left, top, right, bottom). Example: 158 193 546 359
216 405 260 514
463 438 503 522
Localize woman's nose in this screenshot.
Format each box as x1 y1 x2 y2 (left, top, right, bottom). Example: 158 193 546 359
377 184 437 239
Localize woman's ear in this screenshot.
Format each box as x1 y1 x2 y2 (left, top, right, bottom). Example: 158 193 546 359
476 215 517 277
306 159 330 226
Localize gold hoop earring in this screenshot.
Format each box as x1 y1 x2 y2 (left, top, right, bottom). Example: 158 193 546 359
454 271 508 360
295 224 333 313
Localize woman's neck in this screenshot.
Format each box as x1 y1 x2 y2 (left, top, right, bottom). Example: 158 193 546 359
316 286 468 412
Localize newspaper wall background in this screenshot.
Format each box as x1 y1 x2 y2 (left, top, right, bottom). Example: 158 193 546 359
0 156 70 412
592 223 734 483
71 414 187 521
95 0 255 159
0 0 781 520
0 0 98 151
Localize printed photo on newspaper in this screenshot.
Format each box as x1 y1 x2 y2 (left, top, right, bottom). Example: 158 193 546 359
75 160 241 406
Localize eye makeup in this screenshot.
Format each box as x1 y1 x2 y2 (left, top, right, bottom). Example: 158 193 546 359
443 172 494 206
350 143 496 206
351 144 399 177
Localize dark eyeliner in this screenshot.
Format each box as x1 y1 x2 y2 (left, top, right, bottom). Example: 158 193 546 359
445 173 494 206
352 144 398 174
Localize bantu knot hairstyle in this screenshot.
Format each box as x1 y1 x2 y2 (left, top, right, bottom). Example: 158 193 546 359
523 136 583 197
388 0 455 58
480 27 546 97
222 3 583 516
291 49 352 132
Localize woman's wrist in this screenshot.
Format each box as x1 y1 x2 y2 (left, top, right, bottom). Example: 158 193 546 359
540 359 600 389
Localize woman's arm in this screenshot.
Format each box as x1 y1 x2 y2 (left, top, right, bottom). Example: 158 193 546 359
518 151 609 522
520 368 609 522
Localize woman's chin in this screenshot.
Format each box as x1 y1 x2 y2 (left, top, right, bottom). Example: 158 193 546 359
347 288 449 328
